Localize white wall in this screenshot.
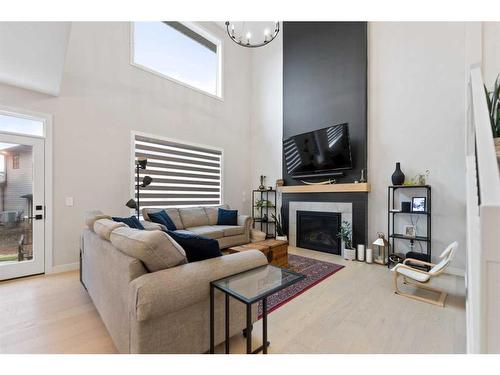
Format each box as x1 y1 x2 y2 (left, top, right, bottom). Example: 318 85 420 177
250 22 470 271
483 22 500 87
0 22 253 268
368 22 467 270
249 33 283 197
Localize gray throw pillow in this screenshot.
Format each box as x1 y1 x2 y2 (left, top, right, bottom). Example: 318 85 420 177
110 227 187 272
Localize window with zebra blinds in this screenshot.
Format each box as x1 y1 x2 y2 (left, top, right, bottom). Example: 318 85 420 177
133 133 222 209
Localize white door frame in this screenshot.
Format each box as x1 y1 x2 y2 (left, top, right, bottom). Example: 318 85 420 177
0 104 53 275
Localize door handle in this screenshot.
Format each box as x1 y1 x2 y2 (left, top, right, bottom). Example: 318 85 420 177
28 214 43 220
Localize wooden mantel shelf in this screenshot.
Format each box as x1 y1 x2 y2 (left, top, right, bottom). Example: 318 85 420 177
278 183 370 194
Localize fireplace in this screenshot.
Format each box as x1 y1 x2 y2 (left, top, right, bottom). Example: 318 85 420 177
296 210 342 254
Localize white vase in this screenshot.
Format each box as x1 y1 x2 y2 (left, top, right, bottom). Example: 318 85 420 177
357 244 365 261
366 248 373 263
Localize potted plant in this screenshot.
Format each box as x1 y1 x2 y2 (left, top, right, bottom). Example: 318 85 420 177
271 213 287 241
338 220 356 260
485 75 500 153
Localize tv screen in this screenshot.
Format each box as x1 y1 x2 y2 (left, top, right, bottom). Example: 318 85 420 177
283 123 353 178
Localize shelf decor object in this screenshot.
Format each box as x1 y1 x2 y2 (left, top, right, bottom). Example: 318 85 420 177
411 197 426 212
391 162 405 185
401 201 411 212
252 188 277 239
387 184 432 269
258 175 266 191
225 21 280 48
372 233 389 265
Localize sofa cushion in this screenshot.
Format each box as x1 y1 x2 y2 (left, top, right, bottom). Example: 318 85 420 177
141 220 166 231
166 230 222 263
217 233 249 249
110 227 187 272
112 215 145 230
179 207 209 228
143 208 184 230
217 208 238 226
94 219 127 241
215 225 245 237
185 225 224 239
204 204 229 225
148 210 177 231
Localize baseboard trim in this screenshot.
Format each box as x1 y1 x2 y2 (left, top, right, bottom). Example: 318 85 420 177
48 262 79 274
445 266 465 277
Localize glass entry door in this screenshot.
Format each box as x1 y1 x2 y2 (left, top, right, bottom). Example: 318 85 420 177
0 132 45 280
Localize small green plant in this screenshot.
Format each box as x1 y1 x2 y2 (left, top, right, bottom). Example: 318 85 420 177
485 75 500 137
337 220 353 249
404 169 430 186
255 199 272 208
271 213 285 236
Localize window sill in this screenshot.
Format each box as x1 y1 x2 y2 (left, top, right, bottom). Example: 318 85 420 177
130 61 224 102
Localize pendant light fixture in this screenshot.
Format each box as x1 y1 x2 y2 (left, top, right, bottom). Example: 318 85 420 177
225 21 280 48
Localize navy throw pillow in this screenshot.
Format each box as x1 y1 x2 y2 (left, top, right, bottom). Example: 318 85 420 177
166 230 222 263
148 210 177 231
112 216 145 230
217 208 238 226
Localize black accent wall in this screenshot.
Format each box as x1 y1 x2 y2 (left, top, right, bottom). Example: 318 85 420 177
283 21 367 185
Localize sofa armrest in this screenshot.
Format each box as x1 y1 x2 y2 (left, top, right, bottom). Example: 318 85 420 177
129 250 268 322
237 214 252 230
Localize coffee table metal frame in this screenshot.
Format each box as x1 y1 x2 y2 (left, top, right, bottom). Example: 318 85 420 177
209 264 305 354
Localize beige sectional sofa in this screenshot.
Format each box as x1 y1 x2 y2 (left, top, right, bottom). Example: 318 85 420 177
81 210 267 353
142 204 251 249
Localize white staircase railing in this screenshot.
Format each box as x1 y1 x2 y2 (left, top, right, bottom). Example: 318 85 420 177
466 66 500 353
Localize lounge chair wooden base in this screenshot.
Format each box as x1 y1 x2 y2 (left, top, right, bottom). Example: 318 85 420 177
394 273 447 307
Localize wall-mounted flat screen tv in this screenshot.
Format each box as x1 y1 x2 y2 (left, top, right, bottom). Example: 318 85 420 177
283 123 353 179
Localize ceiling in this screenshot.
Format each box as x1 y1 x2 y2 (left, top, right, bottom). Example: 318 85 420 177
0 22 71 96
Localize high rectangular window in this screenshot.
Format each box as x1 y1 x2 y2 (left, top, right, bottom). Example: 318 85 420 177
132 22 221 98
134 133 222 209
0 113 44 137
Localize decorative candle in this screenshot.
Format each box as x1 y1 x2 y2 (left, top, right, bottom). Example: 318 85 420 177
264 29 270 42
366 248 373 264
357 244 365 261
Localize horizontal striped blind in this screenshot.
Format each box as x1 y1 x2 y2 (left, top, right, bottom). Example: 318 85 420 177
134 134 222 208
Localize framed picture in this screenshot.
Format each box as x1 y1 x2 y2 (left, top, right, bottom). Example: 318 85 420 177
412 197 426 212
405 225 416 238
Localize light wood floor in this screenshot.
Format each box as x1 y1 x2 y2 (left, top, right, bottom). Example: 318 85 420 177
0 247 466 354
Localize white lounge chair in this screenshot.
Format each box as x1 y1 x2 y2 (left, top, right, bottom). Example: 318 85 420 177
391 241 458 307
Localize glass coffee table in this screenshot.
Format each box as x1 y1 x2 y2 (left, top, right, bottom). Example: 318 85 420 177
210 264 305 354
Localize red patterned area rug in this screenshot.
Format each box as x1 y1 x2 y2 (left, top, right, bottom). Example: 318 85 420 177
257 254 344 318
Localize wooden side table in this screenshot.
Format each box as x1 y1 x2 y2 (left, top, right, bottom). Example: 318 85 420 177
228 239 288 268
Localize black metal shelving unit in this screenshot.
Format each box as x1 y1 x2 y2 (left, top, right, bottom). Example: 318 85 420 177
251 189 276 239
387 185 431 269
